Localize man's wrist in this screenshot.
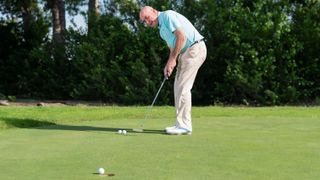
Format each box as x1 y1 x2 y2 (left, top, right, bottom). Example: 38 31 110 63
168 57 176 63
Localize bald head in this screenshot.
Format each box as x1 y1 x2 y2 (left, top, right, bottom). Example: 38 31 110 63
140 6 159 27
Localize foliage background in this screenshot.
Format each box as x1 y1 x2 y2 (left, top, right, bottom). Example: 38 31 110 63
0 0 319 105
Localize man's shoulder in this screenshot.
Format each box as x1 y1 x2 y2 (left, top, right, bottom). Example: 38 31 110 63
163 10 176 14
162 10 177 17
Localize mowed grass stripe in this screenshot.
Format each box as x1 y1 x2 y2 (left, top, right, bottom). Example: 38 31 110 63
0 106 319 179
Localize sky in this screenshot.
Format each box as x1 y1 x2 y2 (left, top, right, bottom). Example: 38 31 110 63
0 4 87 32
66 11 87 30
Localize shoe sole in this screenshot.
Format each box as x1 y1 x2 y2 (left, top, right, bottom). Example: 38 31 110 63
165 131 192 135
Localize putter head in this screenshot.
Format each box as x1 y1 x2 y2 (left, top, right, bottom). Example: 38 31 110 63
132 128 143 132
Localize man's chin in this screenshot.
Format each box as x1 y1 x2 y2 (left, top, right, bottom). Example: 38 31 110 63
150 21 157 27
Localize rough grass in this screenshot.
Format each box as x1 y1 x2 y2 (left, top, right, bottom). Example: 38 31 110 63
0 106 319 180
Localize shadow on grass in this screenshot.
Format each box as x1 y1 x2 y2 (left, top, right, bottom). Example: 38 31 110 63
0 117 165 134
92 173 116 177
40 124 165 134
0 117 56 128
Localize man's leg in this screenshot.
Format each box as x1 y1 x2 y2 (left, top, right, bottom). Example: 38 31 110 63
174 42 207 131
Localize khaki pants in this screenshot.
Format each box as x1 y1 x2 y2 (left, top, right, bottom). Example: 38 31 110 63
174 41 207 131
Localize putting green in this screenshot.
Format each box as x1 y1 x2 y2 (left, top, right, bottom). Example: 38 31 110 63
0 106 319 179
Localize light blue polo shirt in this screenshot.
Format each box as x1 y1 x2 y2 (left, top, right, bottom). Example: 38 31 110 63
158 10 203 53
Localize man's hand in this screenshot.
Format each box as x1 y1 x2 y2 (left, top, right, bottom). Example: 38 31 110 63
164 58 176 78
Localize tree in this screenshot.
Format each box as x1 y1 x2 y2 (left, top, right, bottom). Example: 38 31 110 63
46 0 66 45
88 0 100 33
291 1 320 103
0 0 49 97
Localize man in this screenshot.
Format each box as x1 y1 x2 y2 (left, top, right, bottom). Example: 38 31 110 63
140 6 207 135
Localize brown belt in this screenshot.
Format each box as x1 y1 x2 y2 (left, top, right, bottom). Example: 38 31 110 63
189 38 204 48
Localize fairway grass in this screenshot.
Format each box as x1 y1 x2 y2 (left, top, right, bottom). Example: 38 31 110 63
0 106 319 179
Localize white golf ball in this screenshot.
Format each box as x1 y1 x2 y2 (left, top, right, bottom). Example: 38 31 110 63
122 130 127 135
98 167 105 175
118 130 122 134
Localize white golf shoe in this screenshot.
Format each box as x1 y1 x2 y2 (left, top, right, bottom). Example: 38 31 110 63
165 125 176 131
166 127 192 135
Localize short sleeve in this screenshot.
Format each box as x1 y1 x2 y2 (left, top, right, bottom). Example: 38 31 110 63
163 12 182 33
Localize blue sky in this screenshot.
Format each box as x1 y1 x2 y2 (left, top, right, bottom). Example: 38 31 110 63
0 2 102 33
67 11 87 30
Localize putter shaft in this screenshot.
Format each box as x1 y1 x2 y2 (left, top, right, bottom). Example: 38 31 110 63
134 77 167 131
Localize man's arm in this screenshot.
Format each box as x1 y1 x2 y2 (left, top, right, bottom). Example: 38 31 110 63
164 28 185 78
170 28 185 60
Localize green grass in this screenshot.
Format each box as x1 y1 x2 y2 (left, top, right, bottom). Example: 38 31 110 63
0 106 319 180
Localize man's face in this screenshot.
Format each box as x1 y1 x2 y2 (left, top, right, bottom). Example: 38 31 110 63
140 9 158 27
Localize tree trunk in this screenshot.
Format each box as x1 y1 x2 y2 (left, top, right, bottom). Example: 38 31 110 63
47 0 67 73
88 0 99 33
21 1 32 37
49 0 66 45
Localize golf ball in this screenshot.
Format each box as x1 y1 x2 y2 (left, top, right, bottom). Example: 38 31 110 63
123 130 127 135
118 130 122 134
98 167 105 175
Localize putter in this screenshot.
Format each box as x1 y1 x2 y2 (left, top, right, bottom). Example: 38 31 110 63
133 77 167 132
